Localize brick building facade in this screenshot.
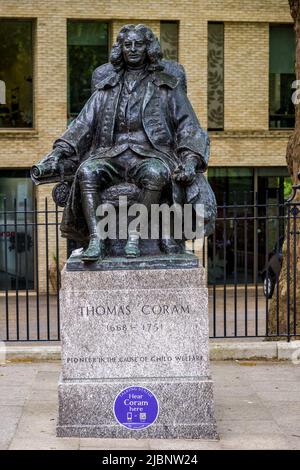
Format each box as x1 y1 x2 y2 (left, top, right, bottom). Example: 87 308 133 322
0 0 295 292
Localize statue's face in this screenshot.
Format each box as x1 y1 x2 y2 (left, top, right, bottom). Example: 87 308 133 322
122 31 147 67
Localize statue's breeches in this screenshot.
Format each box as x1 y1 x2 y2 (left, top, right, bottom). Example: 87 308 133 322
77 150 170 192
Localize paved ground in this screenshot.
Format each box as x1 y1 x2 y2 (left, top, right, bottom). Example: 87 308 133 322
0 360 300 450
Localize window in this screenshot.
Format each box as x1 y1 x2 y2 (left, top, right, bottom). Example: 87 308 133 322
67 21 109 122
160 21 179 61
0 170 34 290
269 24 295 129
207 167 291 285
207 23 224 130
208 167 254 206
0 19 33 128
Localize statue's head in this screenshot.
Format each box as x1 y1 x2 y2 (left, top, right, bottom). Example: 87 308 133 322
110 24 162 71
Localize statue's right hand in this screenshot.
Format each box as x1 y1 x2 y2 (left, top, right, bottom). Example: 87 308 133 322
31 147 66 181
42 147 65 165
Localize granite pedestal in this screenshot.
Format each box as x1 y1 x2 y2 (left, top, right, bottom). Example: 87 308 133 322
57 253 218 439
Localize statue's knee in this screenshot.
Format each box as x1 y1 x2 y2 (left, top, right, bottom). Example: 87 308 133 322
142 164 170 190
78 165 93 181
78 162 105 183
152 169 169 189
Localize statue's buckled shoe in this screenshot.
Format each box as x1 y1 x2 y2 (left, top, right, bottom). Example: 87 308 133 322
125 233 141 258
81 237 104 262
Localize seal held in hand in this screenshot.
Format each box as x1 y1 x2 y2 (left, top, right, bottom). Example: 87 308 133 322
30 147 63 183
31 159 58 180
30 149 77 186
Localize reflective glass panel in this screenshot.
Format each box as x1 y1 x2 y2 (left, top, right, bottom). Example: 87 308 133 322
160 21 179 61
67 21 109 122
269 24 295 129
0 170 34 290
0 20 33 128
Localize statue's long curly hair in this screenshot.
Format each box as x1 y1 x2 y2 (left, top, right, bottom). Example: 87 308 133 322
110 24 163 71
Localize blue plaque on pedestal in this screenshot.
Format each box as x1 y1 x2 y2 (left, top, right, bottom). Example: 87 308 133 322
114 386 159 430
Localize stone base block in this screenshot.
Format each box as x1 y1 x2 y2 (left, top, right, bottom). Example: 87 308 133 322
57 261 218 439
57 376 218 439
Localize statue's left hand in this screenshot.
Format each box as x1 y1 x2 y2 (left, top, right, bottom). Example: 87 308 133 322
172 161 197 185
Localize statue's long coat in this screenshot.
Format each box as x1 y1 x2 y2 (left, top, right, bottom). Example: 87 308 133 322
54 68 216 242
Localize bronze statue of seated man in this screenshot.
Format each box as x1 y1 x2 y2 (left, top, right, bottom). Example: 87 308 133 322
31 24 215 262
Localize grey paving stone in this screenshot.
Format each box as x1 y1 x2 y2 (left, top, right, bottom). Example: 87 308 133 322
267 405 300 434
0 406 23 446
217 419 282 435
8 372 59 447
12 402 58 440
0 365 37 385
31 371 60 390
249 381 300 392
0 416 21 447
0 386 31 406
36 362 61 372
211 362 243 373
284 435 300 450
219 434 291 450
214 384 258 397
0 439 11 450
0 405 23 418
254 390 300 403
233 363 300 381
215 397 273 421
29 389 58 403
9 437 80 450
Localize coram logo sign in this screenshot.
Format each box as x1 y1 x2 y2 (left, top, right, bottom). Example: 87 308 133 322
0 80 6 104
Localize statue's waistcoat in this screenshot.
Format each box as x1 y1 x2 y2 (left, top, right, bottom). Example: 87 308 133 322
93 71 177 160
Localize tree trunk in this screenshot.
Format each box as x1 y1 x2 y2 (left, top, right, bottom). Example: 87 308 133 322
268 0 300 338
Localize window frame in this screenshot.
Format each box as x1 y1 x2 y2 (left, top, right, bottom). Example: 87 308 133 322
269 23 296 131
0 18 35 131
66 18 111 123
207 21 224 132
160 20 180 62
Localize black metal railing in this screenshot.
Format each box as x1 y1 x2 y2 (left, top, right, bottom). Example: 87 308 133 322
0 190 299 342
206 185 300 340
0 198 62 341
